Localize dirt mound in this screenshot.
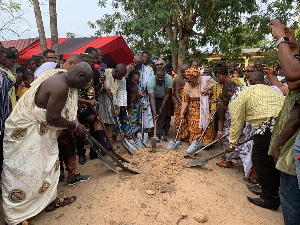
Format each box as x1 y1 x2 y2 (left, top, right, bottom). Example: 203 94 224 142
0 139 283 225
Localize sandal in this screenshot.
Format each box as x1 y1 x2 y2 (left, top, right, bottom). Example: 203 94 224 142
45 196 77 212
243 177 259 185
216 161 234 168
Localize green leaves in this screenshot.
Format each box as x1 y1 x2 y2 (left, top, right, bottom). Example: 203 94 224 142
91 0 299 69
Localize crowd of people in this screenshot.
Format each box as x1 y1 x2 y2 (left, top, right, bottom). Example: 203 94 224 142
0 19 300 225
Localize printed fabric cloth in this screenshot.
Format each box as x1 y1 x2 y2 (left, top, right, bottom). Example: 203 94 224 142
182 80 215 144
97 69 127 125
0 66 16 109
222 110 255 177
0 69 13 134
172 82 189 140
210 77 242 111
138 64 154 129
228 84 284 145
2 69 78 225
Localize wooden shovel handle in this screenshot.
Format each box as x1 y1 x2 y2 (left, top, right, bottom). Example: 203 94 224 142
153 119 157 138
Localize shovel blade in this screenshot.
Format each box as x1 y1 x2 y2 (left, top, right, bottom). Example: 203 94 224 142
188 159 209 167
128 138 140 150
94 151 118 173
142 133 150 147
121 139 138 155
186 140 204 154
135 136 145 148
151 137 157 150
167 140 181 150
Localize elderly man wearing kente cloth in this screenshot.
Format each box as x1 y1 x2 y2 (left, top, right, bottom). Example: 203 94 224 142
2 62 93 225
226 74 284 210
180 68 215 144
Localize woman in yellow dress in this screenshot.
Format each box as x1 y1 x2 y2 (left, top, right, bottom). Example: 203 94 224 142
180 68 215 144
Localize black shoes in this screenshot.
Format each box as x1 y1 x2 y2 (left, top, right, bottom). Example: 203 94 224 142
78 155 86 165
89 151 99 160
67 173 91 186
247 196 279 211
247 184 262 195
59 171 65 182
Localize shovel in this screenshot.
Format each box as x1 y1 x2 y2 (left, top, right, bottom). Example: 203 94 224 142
141 103 149 147
85 129 140 174
84 132 118 173
115 114 139 155
186 110 217 155
100 120 130 163
108 95 138 155
167 119 183 150
93 102 130 163
151 119 157 151
127 110 143 149
188 133 254 167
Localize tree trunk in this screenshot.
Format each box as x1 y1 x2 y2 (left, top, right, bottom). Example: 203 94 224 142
49 0 59 61
177 34 190 69
171 49 179 73
32 0 47 52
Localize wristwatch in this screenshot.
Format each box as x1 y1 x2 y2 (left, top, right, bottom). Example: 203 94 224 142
294 54 300 61
275 37 289 48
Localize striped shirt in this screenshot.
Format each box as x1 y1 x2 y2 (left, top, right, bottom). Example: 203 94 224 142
228 84 284 144
0 70 13 133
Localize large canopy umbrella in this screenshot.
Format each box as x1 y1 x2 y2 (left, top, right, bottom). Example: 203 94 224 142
2 36 133 67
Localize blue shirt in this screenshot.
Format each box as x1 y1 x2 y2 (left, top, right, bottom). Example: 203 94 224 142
147 74 173 98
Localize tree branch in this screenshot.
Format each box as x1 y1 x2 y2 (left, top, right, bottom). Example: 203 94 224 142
191 30 205 36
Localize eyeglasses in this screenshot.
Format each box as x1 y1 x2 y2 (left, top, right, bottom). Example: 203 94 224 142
46 57 57 59
244 70 253 73
156 63 164 66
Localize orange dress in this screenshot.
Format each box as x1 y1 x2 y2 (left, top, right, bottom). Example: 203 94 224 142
173 84 189 140
182 78 215 144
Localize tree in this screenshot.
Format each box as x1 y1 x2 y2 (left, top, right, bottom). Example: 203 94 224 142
66 32 76 38
49 0 59 59
0 0 28 40
90 0 298 71
31 0 59 58
32 0 47 52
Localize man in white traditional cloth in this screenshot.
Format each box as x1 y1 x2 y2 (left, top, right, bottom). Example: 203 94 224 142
97 63 127 138
2 62 93 225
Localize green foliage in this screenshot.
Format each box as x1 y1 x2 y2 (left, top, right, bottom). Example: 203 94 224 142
0 0 25 40
89 0 299 66
66 32 76 38
0 0 21 12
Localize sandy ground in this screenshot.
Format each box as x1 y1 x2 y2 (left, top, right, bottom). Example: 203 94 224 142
0 127 284 225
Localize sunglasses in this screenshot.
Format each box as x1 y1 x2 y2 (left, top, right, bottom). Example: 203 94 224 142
244 70 253 73
156 63 164 66
46 56 57 59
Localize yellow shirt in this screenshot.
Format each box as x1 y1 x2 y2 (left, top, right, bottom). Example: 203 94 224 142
210 78 242 110
0 67 17 108
228 84 284 144
17 86 29 100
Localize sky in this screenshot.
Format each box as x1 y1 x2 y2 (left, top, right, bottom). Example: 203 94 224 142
1 0 114 40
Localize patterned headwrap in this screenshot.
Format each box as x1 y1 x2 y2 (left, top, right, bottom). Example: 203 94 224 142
185 68 200 79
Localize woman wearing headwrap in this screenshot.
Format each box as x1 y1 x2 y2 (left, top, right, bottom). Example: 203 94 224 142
180 68 216 144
